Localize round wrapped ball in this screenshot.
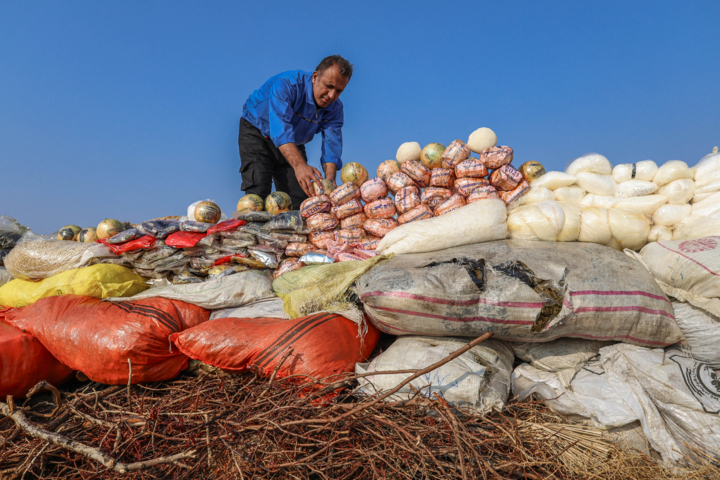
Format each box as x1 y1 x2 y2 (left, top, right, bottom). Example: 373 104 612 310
434 193 466 216
386 172 417 194
336 227 365 244
97 219 124 240
421 143 446 169
398 204 434 224
401 160 431 187
306 213 339 232
286 242 317 257
364 197 397 219
237 194 265 213
648 225 673 242
363 218 398 237
58 225 81 241
657 178 695 204
331 199 364 220
519 161 546 183
554 186 585 203
467 186 500 203
377 160 401 182
340 212 367 229
440 140 470 169
312 179 336 196
360 178 388 203
329 182 361 206
430 168 455 188
578 207 612 245
565 153 612 176
616 180 658 198
607 208 650 251
455 159 488 178
77 227 98 243
421 187 453 208
308 230 336 249
265 192 292 215
395 186 421 214
300 195 332 218
340 162 369 187
396 142 422 164
455 177 490 196
356 235 382 250
467 127 497 154
480 146 514 170
653 204 692 226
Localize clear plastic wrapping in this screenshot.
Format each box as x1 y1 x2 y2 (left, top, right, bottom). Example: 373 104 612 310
652 160 694 186
107 228 139 244
565 153 612 176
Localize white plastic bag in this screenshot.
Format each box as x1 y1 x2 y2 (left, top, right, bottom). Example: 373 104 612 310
506 186 554 209
108 270 275 310
578 207 611 244
652 160 694 186
575 172 617 196
612 160 658 183
507 201 565 242
652 204 692 226
553 185 585 203
531 171 577 190
693 152 720 180
607 208 650 251
673 211 720 241
565 153 612 176
647 225 673 242
356 336 514 413
580 193 618 209
672 302 720 365
691 191 720 210
376 199 507 256
616 180 658 198
613 195 667 216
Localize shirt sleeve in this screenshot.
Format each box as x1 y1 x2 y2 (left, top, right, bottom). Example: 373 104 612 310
320 106 344 169
267 77 297 147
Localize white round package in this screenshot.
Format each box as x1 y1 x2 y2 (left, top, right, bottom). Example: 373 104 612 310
531 171 578 190
612 160 658 183
578 207 612 245
652 160 694 186
565 153 612 176
652 204 692 226
580 194 619 209
657 178 695 204
614 195 667 216
616 180 658 198
554 186 585 203
575 172 617 196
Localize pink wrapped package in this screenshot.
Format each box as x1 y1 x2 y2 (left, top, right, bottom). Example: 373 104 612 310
329 182 361 206
490 164 522 191
332 198 363 219
395 186 421 214
363 218 398 237
499 180 530 204
441 140 471 169
386 172 417 194
360 178 388 203
454 177 490 196
480 146 514 169
300 195 332 218
340 212 367 229
455 159 488 178
434 193 466 216
364 197 396 219
398 204 434 224
401 160 431 187
467 186 500 203
430 168 455 188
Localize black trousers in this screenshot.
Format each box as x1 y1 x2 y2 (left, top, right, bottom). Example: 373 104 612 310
238 117 308 210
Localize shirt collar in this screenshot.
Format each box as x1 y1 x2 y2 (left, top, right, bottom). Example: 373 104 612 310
305 71 320 109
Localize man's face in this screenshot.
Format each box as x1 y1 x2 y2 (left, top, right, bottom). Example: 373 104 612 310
312 64 349 109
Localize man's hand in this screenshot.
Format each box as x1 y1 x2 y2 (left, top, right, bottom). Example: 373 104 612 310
279 143 323 197
295 163 324 197
323 163 338 188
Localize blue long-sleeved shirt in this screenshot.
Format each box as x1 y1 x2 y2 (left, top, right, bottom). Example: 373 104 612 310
241 70 344 169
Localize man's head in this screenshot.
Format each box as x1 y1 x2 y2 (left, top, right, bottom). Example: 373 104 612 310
312 55 353 109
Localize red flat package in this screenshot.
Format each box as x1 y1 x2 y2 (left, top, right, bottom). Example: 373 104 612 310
207 219 245 235
165 231 209 248
99 235 156 254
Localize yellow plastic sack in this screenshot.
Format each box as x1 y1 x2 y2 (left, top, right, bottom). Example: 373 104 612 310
0 264 148 308
272 255 388 318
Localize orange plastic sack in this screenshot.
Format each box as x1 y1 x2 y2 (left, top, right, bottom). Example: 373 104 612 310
0 308 74 398
170 313 380 380
6 296 209 385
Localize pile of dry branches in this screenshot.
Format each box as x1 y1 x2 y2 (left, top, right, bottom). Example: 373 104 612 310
2 339 718 479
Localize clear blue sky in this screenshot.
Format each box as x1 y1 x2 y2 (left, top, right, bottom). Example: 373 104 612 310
2 1 718 233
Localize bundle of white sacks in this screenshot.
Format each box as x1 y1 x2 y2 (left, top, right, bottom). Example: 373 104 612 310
507 150 719 250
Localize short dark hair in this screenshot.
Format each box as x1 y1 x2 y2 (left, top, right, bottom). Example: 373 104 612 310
315 55 354 79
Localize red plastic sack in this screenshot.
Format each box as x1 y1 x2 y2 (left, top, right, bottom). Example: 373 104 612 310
0 308 74 398
170 313 380 380
165 231 209 248
99 235 156 254
207 219 245 234
6 296 209 385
